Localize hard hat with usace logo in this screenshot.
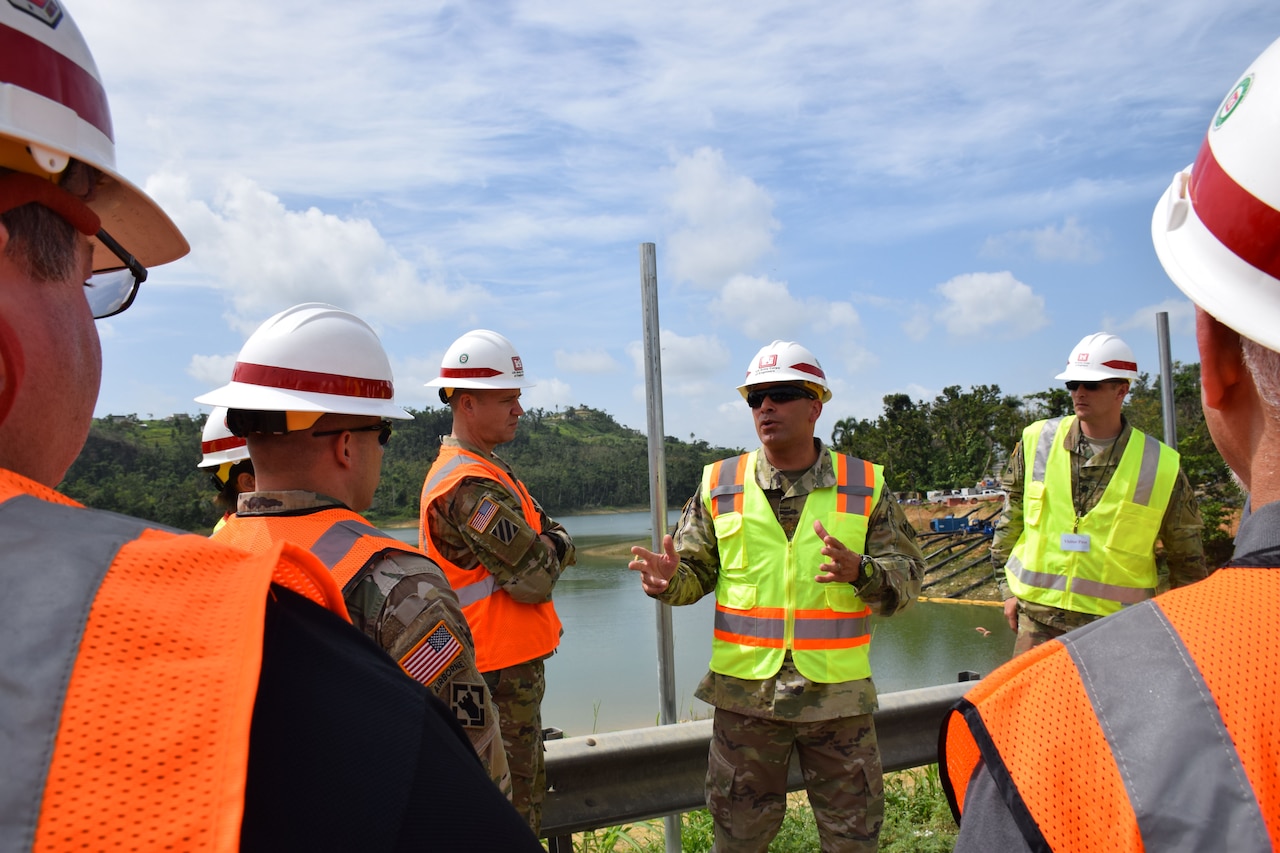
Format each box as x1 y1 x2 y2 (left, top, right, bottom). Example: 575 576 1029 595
425 329 536 403
1055 333 1139 382
1152 34 1280 352
737 340 832 402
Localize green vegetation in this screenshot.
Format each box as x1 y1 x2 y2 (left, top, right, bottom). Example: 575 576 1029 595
59 405 740 532
570 766 958 851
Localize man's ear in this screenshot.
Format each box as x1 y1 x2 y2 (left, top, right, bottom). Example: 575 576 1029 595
1197 306 1243 411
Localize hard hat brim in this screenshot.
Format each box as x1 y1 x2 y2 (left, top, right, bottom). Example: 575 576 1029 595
196 382 412 420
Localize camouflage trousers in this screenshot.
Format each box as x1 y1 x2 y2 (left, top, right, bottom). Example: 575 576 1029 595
1013 610 1100 656
484 659 546 837
705 708 883 853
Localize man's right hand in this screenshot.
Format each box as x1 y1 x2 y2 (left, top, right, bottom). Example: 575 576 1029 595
1003 597 1018 632
629 535 678 595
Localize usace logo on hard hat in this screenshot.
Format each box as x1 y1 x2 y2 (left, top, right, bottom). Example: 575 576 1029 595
758 354 778 369
512 356 524 376
1076 352 1090 363
8 0 63 27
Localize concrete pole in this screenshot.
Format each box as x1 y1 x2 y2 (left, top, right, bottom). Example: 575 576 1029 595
639 242 683 853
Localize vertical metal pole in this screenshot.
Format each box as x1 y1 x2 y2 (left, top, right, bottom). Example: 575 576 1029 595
640 243 683 853
1156 312 1177 448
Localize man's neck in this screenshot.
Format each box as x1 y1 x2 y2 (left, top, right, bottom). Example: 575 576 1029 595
761 439 820 472
1078 415 1123 441
450 429 495 457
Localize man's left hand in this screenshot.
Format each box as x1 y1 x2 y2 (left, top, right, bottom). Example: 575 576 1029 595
813 519 866 584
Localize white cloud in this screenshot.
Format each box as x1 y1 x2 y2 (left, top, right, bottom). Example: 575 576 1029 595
665 148 779 289
555 348 620 374
187 353 238 388
981 217 1104 263
711 274 860 341
151 173 490 334
525 377 574 410
1105 297 1196 338
934 272 1048 338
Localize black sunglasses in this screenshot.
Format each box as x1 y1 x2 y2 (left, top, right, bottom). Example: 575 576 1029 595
1065 380 1125 392
311 419 394 446
85 228 148 319
746 386 816 408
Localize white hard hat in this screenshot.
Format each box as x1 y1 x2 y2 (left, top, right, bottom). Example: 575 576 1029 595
1055 333 1138 382
1152 35 1280 353
195 303 412 420
736 340 832 402
0 5 188 271
425 329 536 394
198 406 249 468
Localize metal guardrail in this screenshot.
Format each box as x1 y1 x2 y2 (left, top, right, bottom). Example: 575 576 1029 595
542 680 973 841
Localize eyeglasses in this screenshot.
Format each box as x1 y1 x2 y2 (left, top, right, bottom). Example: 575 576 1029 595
746 386 817 408
1065 380 1125 392
311 419 394 445
85 229 148 319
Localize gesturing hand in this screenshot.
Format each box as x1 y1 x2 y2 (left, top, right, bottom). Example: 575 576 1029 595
629 534 678 594
813 519 865 584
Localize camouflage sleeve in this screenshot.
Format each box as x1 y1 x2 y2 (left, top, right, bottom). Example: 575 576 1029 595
652 494 721 606
534 498 577 569
1159 467 1209 590
991 440 1025 600
427 477 568 604
853 492 925 616
368 551 512 798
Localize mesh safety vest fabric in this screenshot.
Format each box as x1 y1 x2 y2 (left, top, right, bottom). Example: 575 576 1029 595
703 449 881 683
940 567 1280 852
0 468 348 853
213 505 415 593
1005 417 1180 616
419 444 561 672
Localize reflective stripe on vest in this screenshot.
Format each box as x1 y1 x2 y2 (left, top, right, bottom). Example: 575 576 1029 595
0 471 346 852
214 507 413 592
420 444 562 672
941 568 1279 852
1005 417 1178 615
705 450 880 682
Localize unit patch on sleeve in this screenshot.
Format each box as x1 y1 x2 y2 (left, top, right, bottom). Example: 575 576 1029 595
490 517 518 545
450 682 488 728
398 619 462 686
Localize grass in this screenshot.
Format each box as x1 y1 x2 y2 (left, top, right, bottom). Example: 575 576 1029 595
569 765 958 852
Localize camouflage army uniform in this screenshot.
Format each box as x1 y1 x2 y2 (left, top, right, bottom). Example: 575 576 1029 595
992 416 1207 655
421 436 576 836
230 491 511 798
654 440 925 853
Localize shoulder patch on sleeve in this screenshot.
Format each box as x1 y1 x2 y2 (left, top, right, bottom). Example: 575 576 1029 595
398 619 463 686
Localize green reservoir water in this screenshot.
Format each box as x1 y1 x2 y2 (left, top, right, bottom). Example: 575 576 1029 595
389 511 1014 736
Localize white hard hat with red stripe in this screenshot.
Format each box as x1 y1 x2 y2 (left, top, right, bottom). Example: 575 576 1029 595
195 303 412 420
1152 35 1280 352
737 340 832 402
0 3 188 272
198 406 249 467
1054 333 1139 382
425 329 536 393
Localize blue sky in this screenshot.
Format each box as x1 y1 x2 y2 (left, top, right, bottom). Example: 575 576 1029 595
74 1 1280 451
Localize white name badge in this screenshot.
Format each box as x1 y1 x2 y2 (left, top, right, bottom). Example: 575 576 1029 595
1061 533 1091 552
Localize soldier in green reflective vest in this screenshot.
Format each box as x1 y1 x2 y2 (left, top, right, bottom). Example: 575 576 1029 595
992 332 1208 655
630 340 925 853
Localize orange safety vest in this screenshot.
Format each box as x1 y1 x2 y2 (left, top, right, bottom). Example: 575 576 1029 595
213 505 415 593
0 469 348 853
419 444 561 673
940 567 1280 852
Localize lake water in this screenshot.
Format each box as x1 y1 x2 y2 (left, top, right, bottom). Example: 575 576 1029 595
388 511 1015 736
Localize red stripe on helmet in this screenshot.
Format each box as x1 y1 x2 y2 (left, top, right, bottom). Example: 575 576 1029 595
1100 359 1137 372
0 23 113 141
789 361 826 380
232 362 394 400
201 435 246 454
1190 138 1280 280
440 367 504 379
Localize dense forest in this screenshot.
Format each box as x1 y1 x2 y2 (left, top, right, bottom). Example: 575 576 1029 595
62 364 1239 554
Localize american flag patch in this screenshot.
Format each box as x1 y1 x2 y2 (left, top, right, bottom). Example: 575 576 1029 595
469 496 499 533
399 620 463 686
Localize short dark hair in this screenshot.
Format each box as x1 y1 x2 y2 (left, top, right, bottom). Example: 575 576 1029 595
0 164 96 284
